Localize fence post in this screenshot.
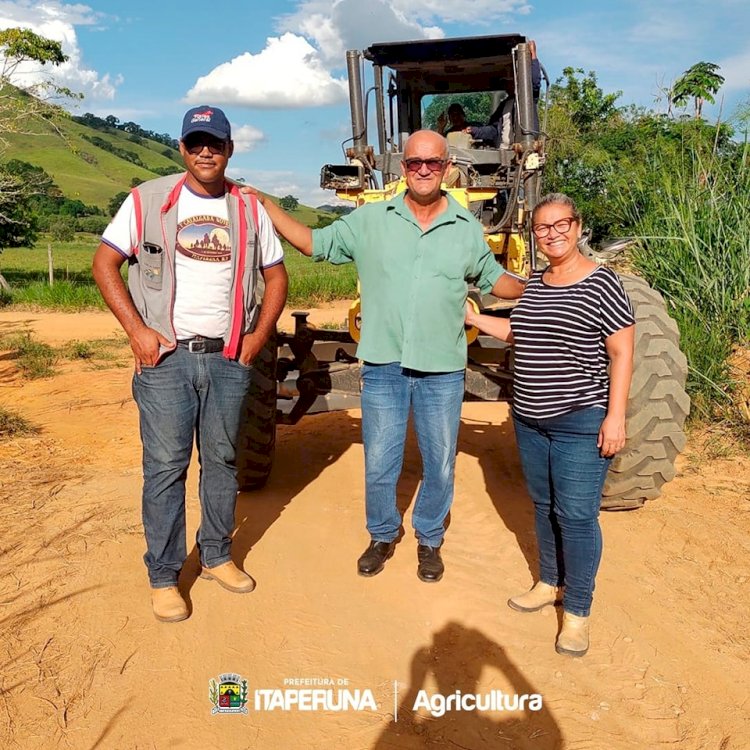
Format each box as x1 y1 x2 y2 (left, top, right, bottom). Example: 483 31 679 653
47 242 54 287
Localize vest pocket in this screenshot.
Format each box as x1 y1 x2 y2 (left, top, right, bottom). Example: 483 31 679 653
141 243 164 290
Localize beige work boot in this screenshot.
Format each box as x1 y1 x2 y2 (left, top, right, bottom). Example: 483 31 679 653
200 561 256 593
555 612 590 657
151 586 189 623
507 582 561 613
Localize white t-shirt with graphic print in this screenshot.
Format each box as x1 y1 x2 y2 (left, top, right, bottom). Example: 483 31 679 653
102 184 283 340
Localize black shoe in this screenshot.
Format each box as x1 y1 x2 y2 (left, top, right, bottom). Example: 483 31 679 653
417 544 444 582
357 540 395 577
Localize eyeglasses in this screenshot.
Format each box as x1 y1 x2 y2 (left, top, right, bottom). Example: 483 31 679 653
183 136 228 155
403 158 447 173
532 217 576 238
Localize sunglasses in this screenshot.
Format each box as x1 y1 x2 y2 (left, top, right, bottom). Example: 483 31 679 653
532 217 576 238
403 158 447 173
183 136 228 155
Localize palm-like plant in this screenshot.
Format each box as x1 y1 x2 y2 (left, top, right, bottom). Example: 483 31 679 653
670 62 725 119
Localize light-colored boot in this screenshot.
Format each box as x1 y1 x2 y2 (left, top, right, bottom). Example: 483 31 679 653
151 586 189 623
200 561 256 593
507 582 562 612
556 612 590 657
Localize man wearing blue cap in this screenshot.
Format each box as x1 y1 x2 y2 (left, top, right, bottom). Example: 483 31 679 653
92 106 288 623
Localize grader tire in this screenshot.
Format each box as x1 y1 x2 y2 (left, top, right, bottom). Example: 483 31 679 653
601 275 690 510
236 332 278 491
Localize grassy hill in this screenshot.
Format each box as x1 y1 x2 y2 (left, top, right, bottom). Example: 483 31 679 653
1 97 331 221
2 109 181 209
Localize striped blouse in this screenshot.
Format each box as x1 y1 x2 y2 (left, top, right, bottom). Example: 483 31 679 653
510 266 635 419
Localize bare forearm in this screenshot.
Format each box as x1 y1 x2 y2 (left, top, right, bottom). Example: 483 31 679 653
468 311 514 343
491 272 526 299
605 326 635 418
259 197 313 256
252 266 288 343
92 247 147 337
607 351 632 419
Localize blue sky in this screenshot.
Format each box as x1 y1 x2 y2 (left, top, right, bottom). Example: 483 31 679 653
1 0 749 206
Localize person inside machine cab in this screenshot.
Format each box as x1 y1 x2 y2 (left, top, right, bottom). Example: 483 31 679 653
465 39 541 149
437 103 469 136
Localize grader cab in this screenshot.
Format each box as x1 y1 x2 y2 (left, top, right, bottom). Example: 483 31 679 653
321 34 545 281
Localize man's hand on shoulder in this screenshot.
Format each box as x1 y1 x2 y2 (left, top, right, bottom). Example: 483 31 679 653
239 185 265 206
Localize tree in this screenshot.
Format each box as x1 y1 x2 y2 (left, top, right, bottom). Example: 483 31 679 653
0 29 76 288
0 165 38 247
0 28 77 141
547 68 622 133
670 62 725 119
280 195 299 211
49 216 75 242
108 191 130 217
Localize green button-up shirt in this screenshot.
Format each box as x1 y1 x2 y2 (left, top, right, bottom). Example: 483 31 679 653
312 192 504 372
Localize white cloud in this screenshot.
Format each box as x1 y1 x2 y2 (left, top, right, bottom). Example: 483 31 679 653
718 48 750 92
277 0 530 59
0 1 120 100
185 33 347 108
186 0 534 110
277 0 437 65
232 123 265 153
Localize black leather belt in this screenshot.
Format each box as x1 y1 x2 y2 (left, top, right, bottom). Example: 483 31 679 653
177 336 225 353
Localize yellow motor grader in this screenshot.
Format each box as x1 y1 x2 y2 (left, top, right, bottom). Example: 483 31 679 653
237 33 689 512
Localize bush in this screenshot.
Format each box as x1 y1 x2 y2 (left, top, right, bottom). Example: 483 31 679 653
1 333 58 378
75 216 109 234
49 217 76 242
0 405 38 439
617 147 750 421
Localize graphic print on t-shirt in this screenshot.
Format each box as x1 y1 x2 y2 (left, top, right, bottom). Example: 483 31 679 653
176 215 230 262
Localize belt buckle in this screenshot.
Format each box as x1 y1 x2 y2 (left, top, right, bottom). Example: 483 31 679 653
188 339 206 353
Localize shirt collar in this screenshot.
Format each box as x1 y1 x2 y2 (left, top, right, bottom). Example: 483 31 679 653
387 190 468 228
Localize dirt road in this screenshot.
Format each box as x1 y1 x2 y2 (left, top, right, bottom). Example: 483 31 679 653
1 310 748 749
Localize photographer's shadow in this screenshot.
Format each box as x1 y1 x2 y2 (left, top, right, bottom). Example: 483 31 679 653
373 621 562 749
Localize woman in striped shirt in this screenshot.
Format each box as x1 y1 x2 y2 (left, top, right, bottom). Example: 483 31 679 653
466 193 635 656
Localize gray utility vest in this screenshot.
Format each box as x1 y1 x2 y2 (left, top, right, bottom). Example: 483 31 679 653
127 173 260 360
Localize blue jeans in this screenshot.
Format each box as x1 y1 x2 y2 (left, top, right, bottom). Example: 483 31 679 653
360 363 465 547
132 347 252 588
513 407 611 617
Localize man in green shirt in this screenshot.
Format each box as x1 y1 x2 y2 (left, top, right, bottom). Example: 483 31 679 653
250 129 524 582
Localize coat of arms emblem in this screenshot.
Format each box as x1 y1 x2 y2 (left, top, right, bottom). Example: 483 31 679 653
209 673 249 714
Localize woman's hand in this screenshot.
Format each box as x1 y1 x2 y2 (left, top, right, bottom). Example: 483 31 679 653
465 300 479 327
598 414 626 457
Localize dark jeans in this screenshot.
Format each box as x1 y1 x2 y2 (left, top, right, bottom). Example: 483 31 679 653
513 407 611 617
360 363 465 547
132 347 251 588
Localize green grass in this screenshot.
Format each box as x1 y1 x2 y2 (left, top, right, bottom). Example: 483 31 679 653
0 405 38 439
60 337 125 361
0 235 105 309
0 233 358 310
616 148 750 424
2 114 180 208
0 331 127 380
282 242 358 305
0 333 58 378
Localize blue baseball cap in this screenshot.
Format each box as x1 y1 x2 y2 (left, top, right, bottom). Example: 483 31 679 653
181 105 231 140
